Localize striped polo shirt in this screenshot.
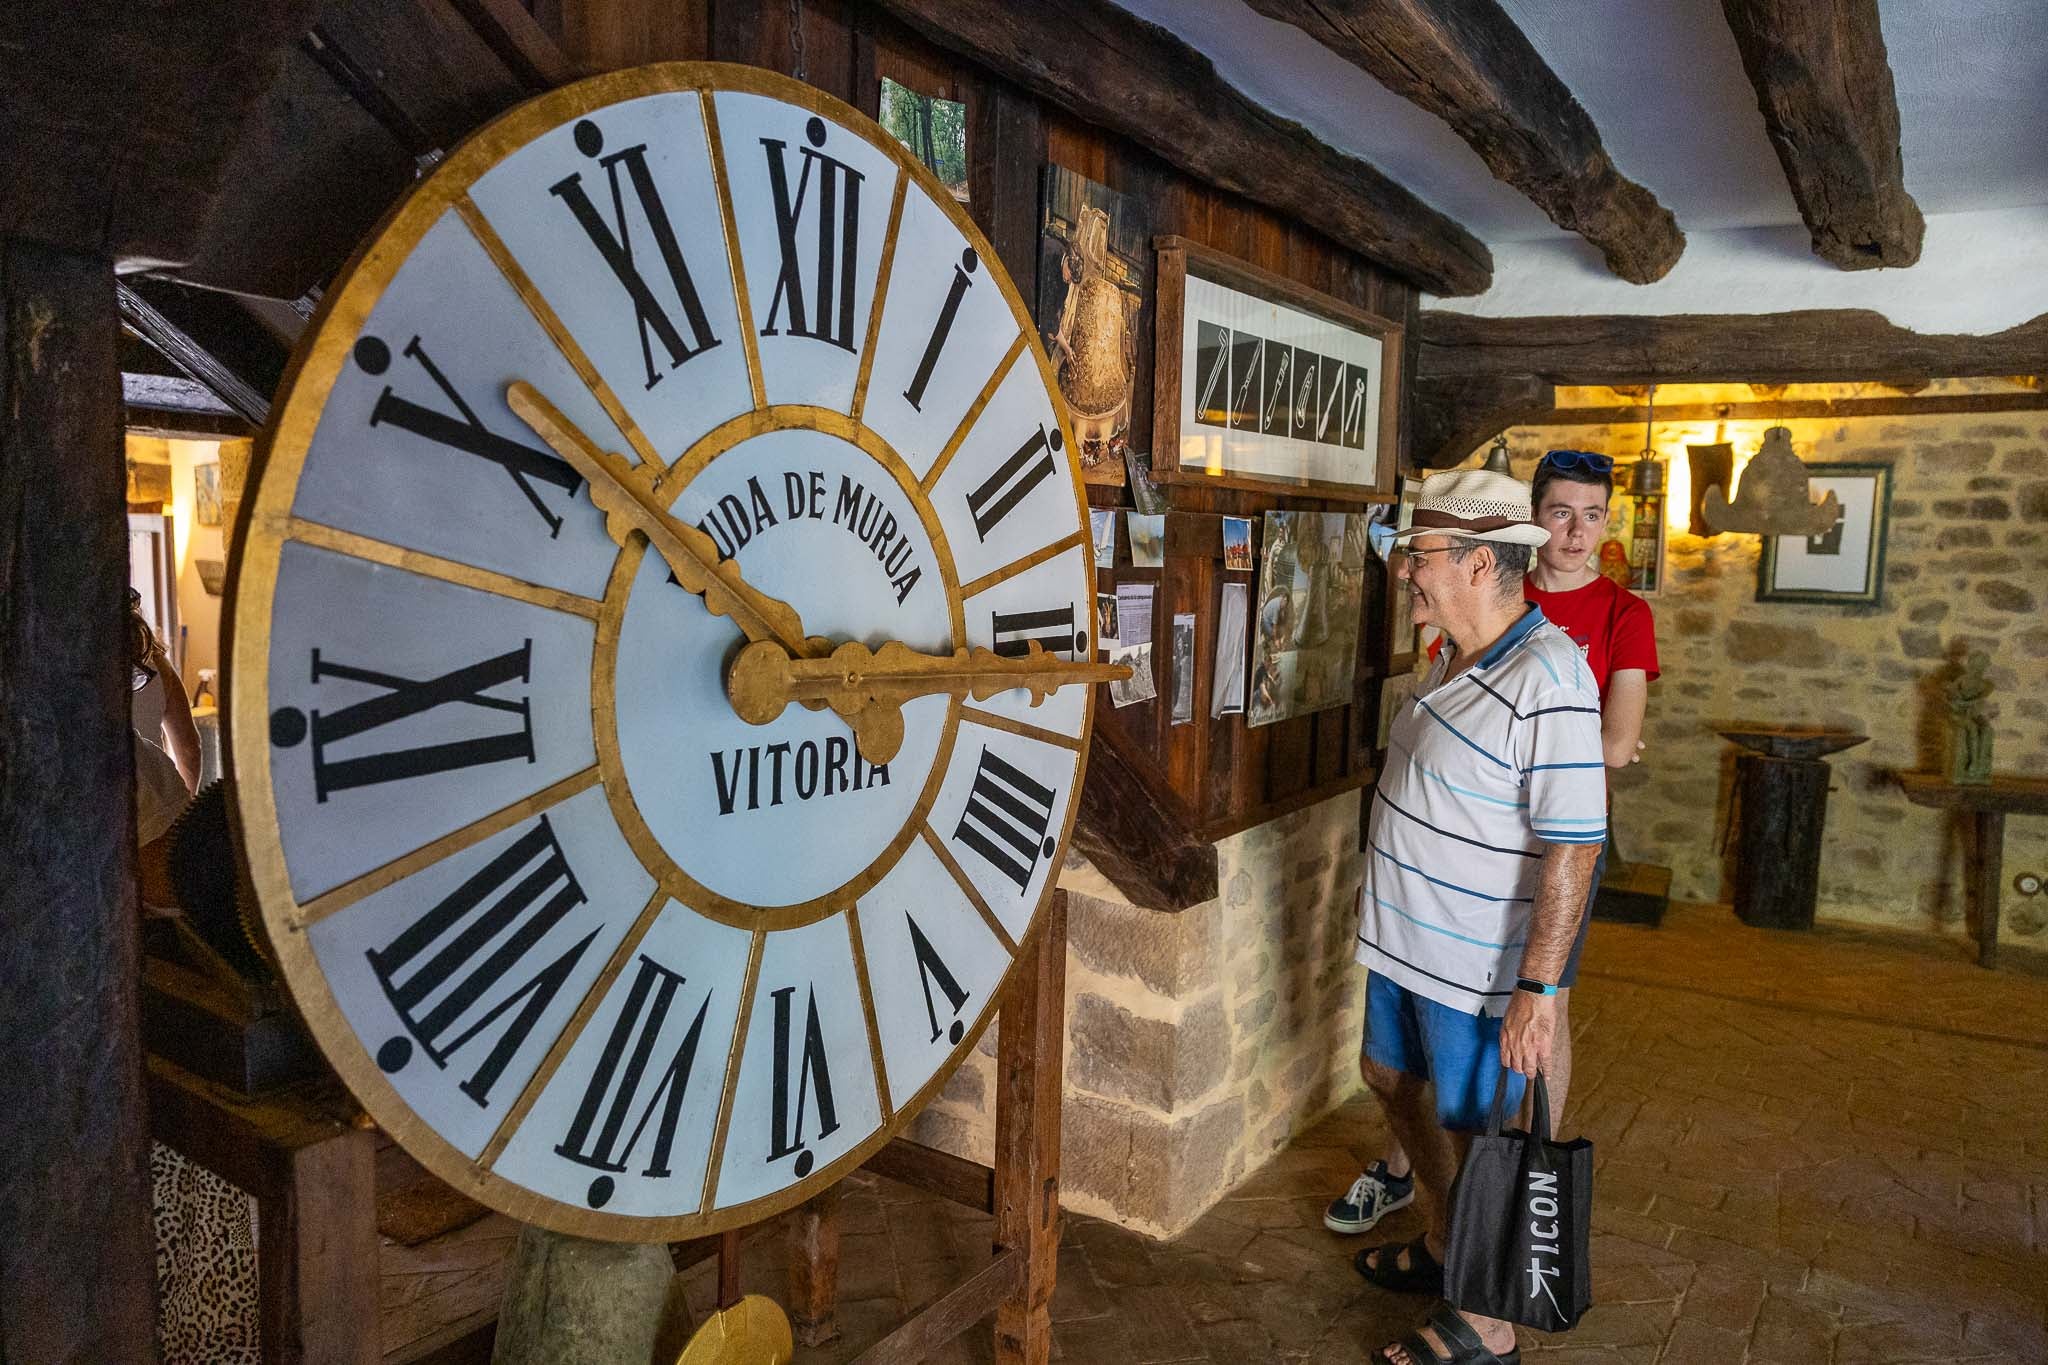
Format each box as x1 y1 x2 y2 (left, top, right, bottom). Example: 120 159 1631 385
1356 603 1607 1017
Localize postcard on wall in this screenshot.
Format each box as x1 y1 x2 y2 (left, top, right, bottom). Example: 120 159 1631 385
1038 165 1148 485
1222 516 1253 572
1212 581 1248 718
1376 668 1419 750
1115 581 1155 647
1125 446 1168 514
1109 643 1156 708
1093 592 1121 654
1247 510 1368 728
1169 613 1196 725
1090 506 1118 569
1126 512 1165 568
878 78 968 202
194 462 222 528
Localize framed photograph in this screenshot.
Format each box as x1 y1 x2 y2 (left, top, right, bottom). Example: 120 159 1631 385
1038 166 1149 484
1246 510 1369 728
1126 512 1165 568
1384 478 1422 669
1376 669 1419 751
1153 235 1402 502
194 461 222 527
1757 462 1892 605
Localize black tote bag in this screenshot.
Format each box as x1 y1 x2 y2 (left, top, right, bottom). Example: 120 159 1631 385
1442 1070 1593 1332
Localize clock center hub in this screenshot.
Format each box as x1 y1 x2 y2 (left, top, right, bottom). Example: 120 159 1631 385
602 424 958 921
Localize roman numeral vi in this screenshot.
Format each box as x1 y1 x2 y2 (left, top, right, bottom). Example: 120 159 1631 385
766 984 840 1179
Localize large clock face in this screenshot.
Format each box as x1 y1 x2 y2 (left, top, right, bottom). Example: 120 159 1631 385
229 64 1096 1238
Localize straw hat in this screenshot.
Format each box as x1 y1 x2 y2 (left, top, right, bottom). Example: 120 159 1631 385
1390 468 1552 548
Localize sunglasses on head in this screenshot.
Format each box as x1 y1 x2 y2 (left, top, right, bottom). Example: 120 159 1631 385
1538 449 1614 475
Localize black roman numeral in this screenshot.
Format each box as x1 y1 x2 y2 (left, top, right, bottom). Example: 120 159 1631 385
952 746 1059 894
354 334 580 537
902 246 977 411
991 605 1081 659
269 641 536 801
766 984 840 1178
760 122 864 352
965 424 1063 542
365 816 596 1108
906 914 970 1046
550 119 722 391
554 955 712 1210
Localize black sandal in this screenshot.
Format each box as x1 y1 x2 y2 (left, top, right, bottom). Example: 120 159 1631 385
1353 1235 1443 1294
1377 1302 1521 1365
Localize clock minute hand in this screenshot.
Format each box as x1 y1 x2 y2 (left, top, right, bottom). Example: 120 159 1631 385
505 381 815 659
728 639 1132 764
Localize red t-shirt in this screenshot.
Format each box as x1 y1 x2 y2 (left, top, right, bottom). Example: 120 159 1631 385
1523 574 1659 698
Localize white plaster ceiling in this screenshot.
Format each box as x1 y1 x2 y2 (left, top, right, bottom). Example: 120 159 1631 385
1109 0 2048 333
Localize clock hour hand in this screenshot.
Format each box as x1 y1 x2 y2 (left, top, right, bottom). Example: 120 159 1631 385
728 638 1131 764
505 381 818 660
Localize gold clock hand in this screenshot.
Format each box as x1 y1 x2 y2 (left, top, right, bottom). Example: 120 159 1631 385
728 639 1132 764
506 381 817 659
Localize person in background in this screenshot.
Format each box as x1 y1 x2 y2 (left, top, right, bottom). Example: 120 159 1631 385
131 588 201 795
1326 450 1658 1246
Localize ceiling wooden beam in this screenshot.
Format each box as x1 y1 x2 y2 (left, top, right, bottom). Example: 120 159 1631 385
1241 0 1683 285
1412 308 2048 466
1419 310 2048 387
863 0 1492 296
1719 0 1924 269
0 1 322 267
117 283 274 428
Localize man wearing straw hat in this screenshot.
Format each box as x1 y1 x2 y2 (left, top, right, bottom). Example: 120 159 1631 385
1349 469 1607 1365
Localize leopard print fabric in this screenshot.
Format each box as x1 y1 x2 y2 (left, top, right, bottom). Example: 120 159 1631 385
152 1142 260 1364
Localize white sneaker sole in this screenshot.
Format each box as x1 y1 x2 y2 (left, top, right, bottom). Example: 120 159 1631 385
1323 1188 1415 1235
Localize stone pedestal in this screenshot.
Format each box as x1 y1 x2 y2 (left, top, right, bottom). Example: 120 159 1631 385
908 791 1367 1238
493 1225 676 1365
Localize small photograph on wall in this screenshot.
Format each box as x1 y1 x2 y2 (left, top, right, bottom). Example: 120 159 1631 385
1594 493 1666 596
1246 510 1368 728
194 462 222 528
878 78 968 201
1090 507 1118 569
1038 166 1149 484
1757 463 1892 605
1095 592 1120 651
1222 516 1253 572
1169 613 1196 725
1126 512 1165 568
1376 668 1419 751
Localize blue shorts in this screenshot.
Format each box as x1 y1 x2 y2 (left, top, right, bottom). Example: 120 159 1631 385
1362 973 1525 1133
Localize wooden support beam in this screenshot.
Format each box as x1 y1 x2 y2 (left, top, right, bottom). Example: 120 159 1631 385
1242 0 1683 284
1072 729 1218 912
1719 0 1924 269
0 237 157 1365
118 280 285 427
1411 308 2048 466
1419 310 2048 386
992 895 1065 1365
0 0 324 268
862 0 1492 296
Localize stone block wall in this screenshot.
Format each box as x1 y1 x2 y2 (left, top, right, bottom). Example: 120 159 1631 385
1470 407 2048 945
907 790 1368 1239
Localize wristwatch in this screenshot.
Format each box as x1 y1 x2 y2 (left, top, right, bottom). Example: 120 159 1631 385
1515 977 1560 996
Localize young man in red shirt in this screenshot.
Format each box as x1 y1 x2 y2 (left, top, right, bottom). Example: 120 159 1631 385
1330 449 1659 1248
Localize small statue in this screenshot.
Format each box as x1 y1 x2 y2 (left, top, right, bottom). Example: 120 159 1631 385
1945 650 1995 785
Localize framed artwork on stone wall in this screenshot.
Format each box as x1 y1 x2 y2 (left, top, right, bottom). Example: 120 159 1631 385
1151 236 1402 502
1757 462 1892 605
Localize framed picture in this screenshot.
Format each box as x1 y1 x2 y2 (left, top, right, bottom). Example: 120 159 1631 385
1757 463 1891 604
877 77 968 201
1037 166 1149 484
1152 235 1402 502
1383 478 1421 669
1246 510 1368 728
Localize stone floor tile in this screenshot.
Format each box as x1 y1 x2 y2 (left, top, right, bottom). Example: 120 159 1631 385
1102 1282 1206 1363
1652 1318 1750 1364
1050 1245 1113 1324
1673 1264 1767 1335
1749 1290 1841 1362
1833 1311 1971 1363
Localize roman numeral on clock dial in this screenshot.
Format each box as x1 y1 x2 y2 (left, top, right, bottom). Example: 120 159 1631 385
760 129 865 352
273 641 536 802
931 722 1081 943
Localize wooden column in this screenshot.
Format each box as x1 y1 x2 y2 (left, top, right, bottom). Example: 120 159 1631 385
992 892 1065 1365
0 237 157 1362
787 1182 845 1347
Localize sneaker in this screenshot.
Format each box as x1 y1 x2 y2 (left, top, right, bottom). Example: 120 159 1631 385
1324 1160 1415 1234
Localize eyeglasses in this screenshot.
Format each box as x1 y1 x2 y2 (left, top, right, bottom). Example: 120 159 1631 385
1538 449 1614 475
1394 544 1460 567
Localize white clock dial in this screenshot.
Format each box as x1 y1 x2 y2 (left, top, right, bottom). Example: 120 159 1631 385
233 65 1098 1241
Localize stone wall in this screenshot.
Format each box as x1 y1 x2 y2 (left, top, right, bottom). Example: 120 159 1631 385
1468 408 2048 944
907 790 1368 1239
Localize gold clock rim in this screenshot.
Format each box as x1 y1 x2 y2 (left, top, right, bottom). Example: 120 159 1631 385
226 60 1099 1243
